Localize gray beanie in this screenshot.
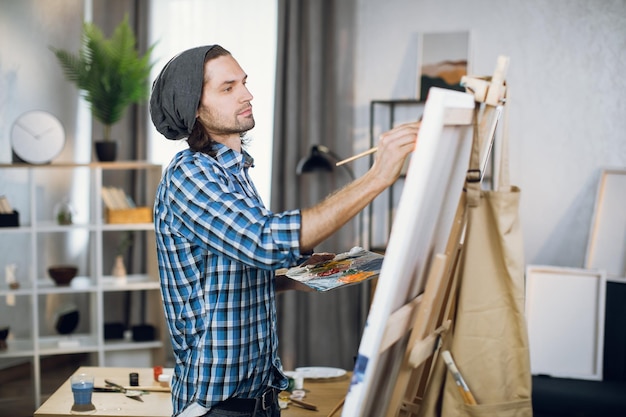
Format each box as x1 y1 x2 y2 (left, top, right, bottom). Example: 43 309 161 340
150 45 215 140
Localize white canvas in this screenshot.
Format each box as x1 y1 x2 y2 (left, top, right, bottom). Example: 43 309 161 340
342 87 475 416
525 265 606 380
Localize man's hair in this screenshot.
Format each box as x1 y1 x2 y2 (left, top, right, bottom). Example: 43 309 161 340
187 45 232 156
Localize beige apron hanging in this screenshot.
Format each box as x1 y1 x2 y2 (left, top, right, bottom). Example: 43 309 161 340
442 99 532 417
419 99 532 417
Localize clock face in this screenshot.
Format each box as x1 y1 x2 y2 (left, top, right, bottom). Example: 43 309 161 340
11 110 66 164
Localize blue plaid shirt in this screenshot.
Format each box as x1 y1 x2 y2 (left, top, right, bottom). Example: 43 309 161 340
154 144 301 416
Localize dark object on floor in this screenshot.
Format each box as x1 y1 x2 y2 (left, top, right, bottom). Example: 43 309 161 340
532 281 626 417
532 376 626 417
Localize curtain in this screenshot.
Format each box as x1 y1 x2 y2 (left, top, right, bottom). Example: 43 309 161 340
92 0 151 332
270 0 362 370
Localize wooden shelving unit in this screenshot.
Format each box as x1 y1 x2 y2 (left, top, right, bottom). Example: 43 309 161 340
0 161 165 408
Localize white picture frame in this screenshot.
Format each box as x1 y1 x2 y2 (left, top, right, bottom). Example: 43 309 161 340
525 265 606 381
585 168 626 279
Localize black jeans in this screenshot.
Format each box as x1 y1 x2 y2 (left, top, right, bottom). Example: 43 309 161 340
202 401 280 417
202 391 281 417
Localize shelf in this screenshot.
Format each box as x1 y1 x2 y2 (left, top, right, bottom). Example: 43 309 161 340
0 338 36 358
0 285 33 296
0 161 161 170
35 278 97 294
101 222 154 231
38 335 99 355
32 221 95 232
0 161 165 407
368 100 425 251
0 225 31 233
103 339 163 352
101 274 160 291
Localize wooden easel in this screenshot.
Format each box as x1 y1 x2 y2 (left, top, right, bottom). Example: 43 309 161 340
379 56 510 417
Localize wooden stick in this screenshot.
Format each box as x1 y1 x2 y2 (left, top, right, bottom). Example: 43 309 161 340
335 147 378 166
290 398 318 411
327 397 345 417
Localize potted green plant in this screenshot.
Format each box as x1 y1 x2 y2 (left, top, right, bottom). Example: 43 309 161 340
51 15 155 161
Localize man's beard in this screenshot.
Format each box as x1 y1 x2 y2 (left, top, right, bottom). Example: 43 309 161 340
201 112 255 136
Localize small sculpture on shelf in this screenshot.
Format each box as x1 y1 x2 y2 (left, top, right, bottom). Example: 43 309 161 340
112 231 134 284
112 255 127 281
5 263 18 289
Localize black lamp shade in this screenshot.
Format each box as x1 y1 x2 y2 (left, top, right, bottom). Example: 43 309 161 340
296 145 334 174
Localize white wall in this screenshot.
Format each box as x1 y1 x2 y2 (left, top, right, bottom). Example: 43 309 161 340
0 0 85 163
352 0 626 268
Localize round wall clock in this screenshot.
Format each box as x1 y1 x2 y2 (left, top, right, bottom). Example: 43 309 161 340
10 110 66 164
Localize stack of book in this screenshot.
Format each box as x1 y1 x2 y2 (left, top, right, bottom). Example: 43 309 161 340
101 187 136 210
101 187 152 224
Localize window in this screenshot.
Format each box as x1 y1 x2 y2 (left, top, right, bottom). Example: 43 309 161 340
148 0 277 203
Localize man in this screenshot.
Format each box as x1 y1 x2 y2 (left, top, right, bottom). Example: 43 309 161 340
150 45 419 417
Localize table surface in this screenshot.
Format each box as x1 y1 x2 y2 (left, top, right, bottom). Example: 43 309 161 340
34 366 351 417
282 372 350 416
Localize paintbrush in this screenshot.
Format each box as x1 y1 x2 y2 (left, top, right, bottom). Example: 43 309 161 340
335 147 378 166
290 398 318 411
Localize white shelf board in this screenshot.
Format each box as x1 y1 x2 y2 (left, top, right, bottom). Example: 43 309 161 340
0 338 36 357
103 339 163 352
38 335 99 355
101 274 160 291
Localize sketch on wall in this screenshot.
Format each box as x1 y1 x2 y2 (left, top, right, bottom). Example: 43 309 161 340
417 31 470 101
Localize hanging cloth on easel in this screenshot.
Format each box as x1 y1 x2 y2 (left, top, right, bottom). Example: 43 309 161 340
419 98 533 417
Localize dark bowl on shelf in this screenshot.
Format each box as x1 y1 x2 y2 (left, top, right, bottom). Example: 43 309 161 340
48 265 78 286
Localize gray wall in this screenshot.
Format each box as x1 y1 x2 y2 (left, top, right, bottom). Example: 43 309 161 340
2 0 625 347
352 0 626 269
4 0 624 275
0 0 84 163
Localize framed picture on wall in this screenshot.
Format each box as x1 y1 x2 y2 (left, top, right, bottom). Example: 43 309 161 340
417 31 471 100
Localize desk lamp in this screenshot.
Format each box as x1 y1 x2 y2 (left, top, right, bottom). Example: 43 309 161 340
296 145 355 180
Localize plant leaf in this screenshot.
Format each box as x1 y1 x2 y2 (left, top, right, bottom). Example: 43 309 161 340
50 14 156 140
